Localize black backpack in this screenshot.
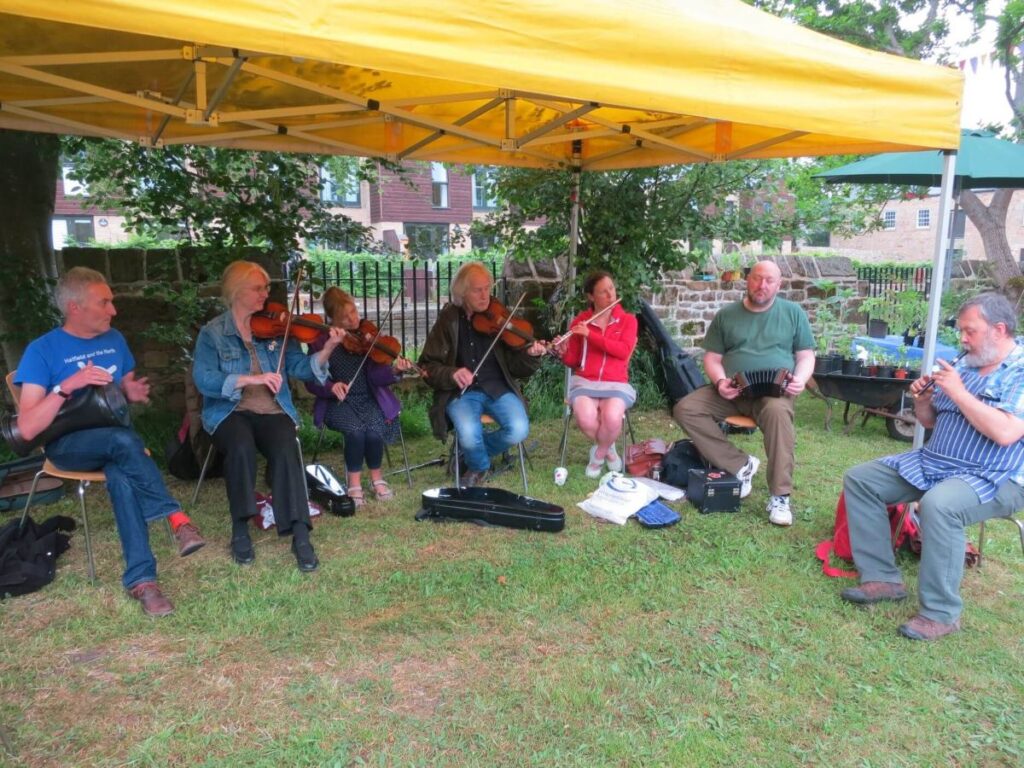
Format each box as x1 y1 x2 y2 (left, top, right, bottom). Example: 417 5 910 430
0 515 75 598
637 299 705 409
659 439 707 489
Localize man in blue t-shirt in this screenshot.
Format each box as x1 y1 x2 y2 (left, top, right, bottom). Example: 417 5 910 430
14 267 205 616
673 260 816 526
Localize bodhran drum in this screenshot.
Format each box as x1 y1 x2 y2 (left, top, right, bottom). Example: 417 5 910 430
731 369 792 399
1 382 132 457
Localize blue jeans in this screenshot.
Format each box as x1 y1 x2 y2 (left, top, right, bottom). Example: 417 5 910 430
46 427 180 589
446 390 529 472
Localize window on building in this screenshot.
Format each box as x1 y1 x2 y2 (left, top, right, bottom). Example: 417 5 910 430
883 210 897 230
61 165 87 197
320 165 361 207
472 169 497 210
405 223 449 258
430 162 449 208
51 216 95 247
917 209 930 229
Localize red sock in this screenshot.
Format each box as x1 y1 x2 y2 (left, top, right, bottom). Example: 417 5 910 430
168 511 190 531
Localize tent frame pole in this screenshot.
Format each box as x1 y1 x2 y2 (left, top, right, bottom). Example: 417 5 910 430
915 150 958 449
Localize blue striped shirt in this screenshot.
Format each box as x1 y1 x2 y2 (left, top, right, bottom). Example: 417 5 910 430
880 343 1024 503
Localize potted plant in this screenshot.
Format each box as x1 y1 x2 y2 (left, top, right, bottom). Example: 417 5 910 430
893 345 911 379
862 290 928 347
718 251 750 282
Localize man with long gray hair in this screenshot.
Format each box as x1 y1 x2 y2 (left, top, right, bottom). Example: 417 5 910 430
840 292 1024 641
14 267 205 616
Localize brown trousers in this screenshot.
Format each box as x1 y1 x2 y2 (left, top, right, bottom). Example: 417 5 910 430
671 385 796 495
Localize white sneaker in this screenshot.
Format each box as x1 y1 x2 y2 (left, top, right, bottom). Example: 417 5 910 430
767 495 793 526
585 445 604 479
605 444 623 472
736 455 760 498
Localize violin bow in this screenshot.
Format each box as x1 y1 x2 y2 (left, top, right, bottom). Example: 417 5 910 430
549 298 622 349
275 261 305 375
346 290 403 387
459 292 527 395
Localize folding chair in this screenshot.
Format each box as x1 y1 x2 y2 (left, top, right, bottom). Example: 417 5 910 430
557 367 637 470
977 511 1024 567
191 431 311 505
6 371 172 584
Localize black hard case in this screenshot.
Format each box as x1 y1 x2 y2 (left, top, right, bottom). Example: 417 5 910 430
687 468 741 514
417 487 565 532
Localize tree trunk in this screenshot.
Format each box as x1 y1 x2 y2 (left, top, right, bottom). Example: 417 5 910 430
958 188 1021 288
0 129 60 372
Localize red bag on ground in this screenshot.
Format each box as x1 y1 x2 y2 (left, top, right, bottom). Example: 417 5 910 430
815 491 919 579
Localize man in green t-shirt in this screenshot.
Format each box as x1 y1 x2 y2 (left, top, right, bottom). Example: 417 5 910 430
673 261 815 526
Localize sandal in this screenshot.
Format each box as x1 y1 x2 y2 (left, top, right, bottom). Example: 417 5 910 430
585 445 604 479
370 479 394 501
348 486 365 508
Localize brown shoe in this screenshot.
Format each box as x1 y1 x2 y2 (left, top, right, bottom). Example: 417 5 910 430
461 469 489 488
174 522 206 557
899 614 961 641
840 581 908 605
127 582 174 617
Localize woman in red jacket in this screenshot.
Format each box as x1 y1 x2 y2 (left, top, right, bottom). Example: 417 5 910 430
554 271 638 478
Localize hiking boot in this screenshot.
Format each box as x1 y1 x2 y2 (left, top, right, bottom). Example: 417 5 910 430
899 614 961 641
737 455 760 498
127 581 174 617
585 445 604 479
173 522 206 557
766 494 793 526
841 581 908 605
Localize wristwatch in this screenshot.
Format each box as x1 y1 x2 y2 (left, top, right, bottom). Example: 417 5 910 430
51 384 71 399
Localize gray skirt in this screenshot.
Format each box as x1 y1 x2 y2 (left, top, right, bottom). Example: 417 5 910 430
568 375 637 407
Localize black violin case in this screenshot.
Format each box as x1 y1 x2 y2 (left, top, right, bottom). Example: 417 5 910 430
416 487 564 532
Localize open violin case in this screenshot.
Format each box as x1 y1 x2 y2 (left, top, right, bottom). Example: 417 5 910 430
416 487 564 532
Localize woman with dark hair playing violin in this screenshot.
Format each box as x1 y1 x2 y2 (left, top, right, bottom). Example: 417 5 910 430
305 287 414 507
193 260 343 572
552 271 638 478
419 261 547 488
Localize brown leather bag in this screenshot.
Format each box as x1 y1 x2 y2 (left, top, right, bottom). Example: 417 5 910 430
625 438 669 478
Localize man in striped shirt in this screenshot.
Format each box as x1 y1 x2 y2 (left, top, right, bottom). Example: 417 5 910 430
839 292 1024 641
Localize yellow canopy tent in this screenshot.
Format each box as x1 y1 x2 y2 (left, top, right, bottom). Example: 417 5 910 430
0 0 962 169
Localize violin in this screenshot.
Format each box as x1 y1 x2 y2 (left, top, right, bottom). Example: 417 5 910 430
250 301 330 344
471 298 547 350
338 319 408 369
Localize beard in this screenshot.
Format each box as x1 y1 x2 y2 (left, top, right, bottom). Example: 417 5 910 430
963 329 1002 367
746 290 774 307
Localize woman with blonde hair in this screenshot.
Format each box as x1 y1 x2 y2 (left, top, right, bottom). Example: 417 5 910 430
193 260 343 571
305 287 413 506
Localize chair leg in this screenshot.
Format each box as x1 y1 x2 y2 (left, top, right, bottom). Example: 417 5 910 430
1013 517 1024 558
517 441 528 494
296 436 311 501
978 520 986 569
397 422 413 488
558 407 572 468
311 423 328 464
78 480 96 584
453 433 461 487
164 517 175 547
190 444 216 508
18 469 47 532
625 409 637 445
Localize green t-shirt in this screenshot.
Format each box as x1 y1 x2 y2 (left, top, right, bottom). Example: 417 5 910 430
702 298 815 376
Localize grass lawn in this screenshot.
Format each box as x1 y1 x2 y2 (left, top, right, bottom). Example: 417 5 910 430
1 394 1022 767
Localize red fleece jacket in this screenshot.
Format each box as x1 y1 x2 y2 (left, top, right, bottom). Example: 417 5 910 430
560 304 637 383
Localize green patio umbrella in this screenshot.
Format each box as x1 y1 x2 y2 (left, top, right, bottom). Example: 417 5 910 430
817 129 1024 188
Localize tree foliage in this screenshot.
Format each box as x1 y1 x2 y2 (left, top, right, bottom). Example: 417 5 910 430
62 138 375 258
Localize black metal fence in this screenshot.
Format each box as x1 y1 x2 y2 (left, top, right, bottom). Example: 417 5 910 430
857 265 933 299
286 258 507 353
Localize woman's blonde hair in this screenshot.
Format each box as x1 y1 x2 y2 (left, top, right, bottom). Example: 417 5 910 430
449 261 492 307
322 286 356 324
221 260 270 306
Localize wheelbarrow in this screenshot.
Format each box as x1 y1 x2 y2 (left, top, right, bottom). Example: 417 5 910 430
809 372 922 442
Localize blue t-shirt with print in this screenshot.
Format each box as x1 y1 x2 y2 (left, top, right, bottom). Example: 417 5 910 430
15 328 134 390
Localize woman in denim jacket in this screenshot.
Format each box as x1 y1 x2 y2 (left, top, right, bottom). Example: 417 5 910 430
193 261 343 572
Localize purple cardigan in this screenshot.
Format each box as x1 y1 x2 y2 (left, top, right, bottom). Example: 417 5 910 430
305 332 402 427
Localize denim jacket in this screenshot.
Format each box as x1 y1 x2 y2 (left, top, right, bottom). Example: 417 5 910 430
193 309 329 434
